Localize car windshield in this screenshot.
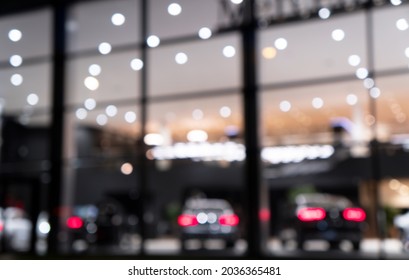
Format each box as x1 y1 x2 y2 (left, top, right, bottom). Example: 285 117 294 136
295 193 353 209
184 198 231 210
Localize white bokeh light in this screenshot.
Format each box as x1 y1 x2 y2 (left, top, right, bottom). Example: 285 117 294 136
363 78 375 89
346 94 358 106
147 35 160 48
312 97 324 109
192 109 204 120
84 98 96 110
370 87 381 99
405 47 409 58
84 76 99 90
348 55 361 67
280 100 291 112
230 0 243 4
220 106 232 118
130 58 144 71
98 42 112 55
10 74 23 86
111 13 126 26
197 212 208 224
38 222 51 235
318 8 331 19
76 108 88 120
332 29 345 41
125 111 137 123
391 0 402 6
144 133 165 146
96 114 108 126
198 27 212 39
223 45 236 58
175 52 188 64
168 3 182 16
356 68 369 79
274 38 288 50
88 64 101 76
187 130 208 142
27 93 39 106
105 105 118 117
396 18 409 31
9 55 23 67
8 29 22 42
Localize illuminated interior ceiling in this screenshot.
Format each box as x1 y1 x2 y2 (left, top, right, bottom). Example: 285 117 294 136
0 0 408 143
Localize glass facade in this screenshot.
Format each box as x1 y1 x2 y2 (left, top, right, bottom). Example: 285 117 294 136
0 9 52 254
0 0 409 259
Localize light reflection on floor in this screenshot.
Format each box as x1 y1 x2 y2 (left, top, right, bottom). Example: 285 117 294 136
267 237 407 256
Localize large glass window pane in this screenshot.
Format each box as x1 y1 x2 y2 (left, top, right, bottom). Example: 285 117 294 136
375 74 409 258
145 0 246 256
145 94 245 256
0 9 52 255
259 12 379 258
63 0 142 255
371 3 409 259
260 82 375 257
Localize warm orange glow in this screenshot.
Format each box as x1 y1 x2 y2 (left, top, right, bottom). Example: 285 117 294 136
262 47 277 59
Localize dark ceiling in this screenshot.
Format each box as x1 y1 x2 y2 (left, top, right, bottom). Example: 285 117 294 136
0 0 95 16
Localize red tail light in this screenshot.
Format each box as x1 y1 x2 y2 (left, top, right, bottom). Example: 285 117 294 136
66 216 83 229
219 214 239 226
178 214 198 227
0 222 3 232
297 207 326 222
343 208 366 222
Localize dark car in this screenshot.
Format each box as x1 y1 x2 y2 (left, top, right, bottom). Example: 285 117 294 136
178 198 240 250
280 193 366 251
64 205 99 253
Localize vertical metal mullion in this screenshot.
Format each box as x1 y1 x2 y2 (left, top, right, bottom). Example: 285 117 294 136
242 0 262 258
48 1 67 255
365 3 385 259
138 0 149 256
